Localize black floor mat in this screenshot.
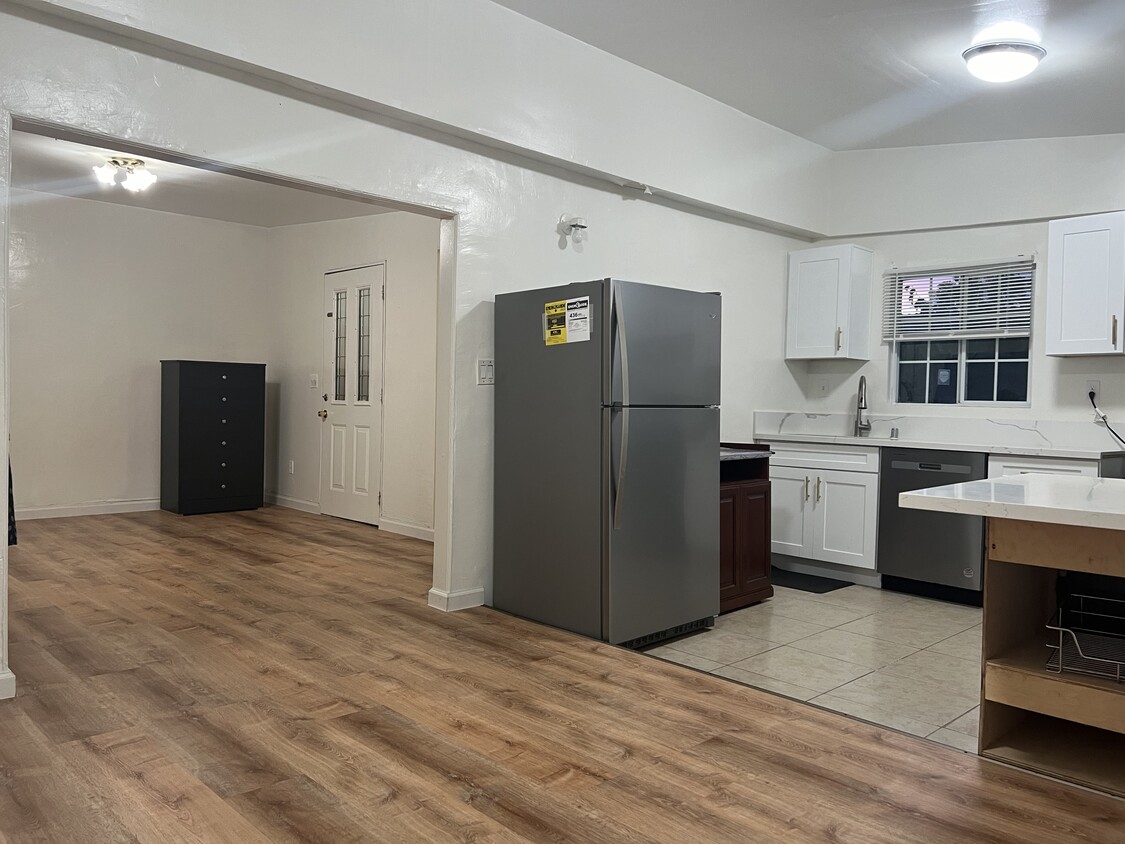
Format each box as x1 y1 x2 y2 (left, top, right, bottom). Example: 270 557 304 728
771 566 850 594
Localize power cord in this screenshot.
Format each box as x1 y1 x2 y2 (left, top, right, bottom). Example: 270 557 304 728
1089 390 1125 449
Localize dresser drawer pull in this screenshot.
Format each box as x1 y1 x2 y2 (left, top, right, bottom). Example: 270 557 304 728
222 374 227 380
221 462 227 468
221 418 227 424
221 441 227 446
221 484 227 490
221 396 227 402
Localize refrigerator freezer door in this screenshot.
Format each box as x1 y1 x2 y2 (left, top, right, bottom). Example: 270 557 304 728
609 281 721 408
605 406 719 644
493 280 606 638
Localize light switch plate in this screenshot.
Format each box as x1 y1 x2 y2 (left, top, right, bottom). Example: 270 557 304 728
477 359 495 385
309 373 319 388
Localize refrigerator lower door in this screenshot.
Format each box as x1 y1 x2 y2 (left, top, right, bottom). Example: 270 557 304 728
605 406 719 644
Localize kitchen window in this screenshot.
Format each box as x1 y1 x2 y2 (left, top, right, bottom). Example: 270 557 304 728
883 258 1034 406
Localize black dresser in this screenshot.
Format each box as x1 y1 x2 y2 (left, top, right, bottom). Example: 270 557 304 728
160 360 265 515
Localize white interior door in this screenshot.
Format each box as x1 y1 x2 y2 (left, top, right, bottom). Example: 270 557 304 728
320 264 385 524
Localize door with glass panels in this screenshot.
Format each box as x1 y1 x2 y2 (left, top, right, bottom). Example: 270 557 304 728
320 264 385 524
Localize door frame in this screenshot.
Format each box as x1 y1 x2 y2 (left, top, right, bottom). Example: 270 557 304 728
319 260 389 524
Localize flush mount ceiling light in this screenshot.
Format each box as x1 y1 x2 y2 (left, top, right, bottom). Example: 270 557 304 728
92 156 158 192
962 41 1046 83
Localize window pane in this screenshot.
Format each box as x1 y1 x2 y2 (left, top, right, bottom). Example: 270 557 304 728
357 287 371 402
965 362 995 401
965 339 996 360
898 363 927 403
997 362 1029 401
899 341 929 362
929 362 958 404
334 291 347 401
998 337 1030 359
930 340 959 361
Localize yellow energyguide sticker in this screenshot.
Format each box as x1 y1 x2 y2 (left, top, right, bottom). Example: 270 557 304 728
544 299 567 345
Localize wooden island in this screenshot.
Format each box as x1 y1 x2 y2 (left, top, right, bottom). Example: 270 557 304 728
900 473 1125 798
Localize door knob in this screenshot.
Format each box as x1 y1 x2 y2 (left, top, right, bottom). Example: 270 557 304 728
318 410 328 419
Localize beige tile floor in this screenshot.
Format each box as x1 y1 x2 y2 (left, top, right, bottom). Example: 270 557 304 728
646 584 983 753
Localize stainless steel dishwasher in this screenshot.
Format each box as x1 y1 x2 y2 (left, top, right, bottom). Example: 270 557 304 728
877 447 988 603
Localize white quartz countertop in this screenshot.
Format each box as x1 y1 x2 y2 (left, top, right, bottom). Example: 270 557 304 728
757 432 1119 460
899 473 1125 531
752 411 1125 460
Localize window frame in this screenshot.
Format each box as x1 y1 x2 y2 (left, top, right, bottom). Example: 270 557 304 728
889 338 1032 408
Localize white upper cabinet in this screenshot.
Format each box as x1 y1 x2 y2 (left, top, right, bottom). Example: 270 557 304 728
786 244 873 360
1046 211 1125 356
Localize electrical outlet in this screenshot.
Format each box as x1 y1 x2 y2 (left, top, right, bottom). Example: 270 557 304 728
1087 380 1101 400
288 460 295 475
477 359 495 385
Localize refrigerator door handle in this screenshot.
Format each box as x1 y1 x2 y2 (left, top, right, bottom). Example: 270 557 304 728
613 407 629 529
614 282 631 407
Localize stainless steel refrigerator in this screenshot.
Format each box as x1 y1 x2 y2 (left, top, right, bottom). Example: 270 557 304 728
493 279 721 646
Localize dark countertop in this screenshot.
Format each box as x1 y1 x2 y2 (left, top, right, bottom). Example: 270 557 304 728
720 448 772 462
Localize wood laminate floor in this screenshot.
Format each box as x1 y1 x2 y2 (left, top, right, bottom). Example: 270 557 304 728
2 507 1122 843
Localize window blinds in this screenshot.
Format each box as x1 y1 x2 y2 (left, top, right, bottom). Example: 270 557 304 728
882 257 1035 341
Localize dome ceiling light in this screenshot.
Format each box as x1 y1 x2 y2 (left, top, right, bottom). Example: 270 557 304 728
962 40 1046 83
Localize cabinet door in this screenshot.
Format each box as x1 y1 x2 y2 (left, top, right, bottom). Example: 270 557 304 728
810 469 878 569
718 484 739 601
786 250 843 359
1046 212 1125 356
737 481 773 599
768 466 810 557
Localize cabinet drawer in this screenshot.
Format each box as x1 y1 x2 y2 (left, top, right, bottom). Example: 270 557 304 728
767 441 880 473
987 455 1099 478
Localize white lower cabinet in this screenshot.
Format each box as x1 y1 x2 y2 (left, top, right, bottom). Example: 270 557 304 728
768 448 879 571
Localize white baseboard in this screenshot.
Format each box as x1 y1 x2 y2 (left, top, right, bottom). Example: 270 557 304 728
772 555 882 589
379 518 434 543
0 669 16 700
428 586 485 612
265 493 320 514
16 499 160 520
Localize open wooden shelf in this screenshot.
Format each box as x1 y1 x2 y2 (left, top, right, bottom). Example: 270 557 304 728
985 641 1125 735
982 710 1125 799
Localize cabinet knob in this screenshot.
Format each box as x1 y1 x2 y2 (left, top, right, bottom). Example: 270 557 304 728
221 419 227 424
221 441 227 446
221 484 227 490
222 375 227 380
221 396 227 402
221 462 227 468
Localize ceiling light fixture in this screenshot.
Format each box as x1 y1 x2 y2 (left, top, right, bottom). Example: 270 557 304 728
92 156 158 192
962 41 1046 83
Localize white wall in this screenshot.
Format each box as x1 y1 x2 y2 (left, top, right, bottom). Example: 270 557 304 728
829 134 1125 236
266 212 440 538
7 188 271 516
792 222 1125 425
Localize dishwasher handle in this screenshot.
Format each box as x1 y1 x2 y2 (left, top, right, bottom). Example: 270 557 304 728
890 459 975 474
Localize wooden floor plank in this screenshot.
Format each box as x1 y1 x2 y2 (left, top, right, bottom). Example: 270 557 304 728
1 507 1122 843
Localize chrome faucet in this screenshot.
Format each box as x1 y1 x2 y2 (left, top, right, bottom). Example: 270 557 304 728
855 375 871 437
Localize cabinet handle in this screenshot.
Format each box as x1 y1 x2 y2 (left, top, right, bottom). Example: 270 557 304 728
835 327 842 352
804 476 810 501
1114 315 1119 349
815 476 822 502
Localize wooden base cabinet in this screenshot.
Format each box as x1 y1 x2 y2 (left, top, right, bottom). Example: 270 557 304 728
718 444 773 613
719 480 773 612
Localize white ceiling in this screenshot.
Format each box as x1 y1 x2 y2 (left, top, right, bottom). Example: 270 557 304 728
491 0 1125 151
10 131 396 227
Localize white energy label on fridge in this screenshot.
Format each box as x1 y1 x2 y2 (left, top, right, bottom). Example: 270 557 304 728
564 296 590 342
